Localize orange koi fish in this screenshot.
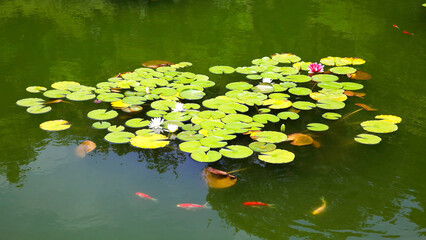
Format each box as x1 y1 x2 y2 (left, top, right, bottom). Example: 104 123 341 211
135 192 157 201
392 24 399 29
243 202 274 207
312 197 326 215
177 203 209 209
403 31 414 35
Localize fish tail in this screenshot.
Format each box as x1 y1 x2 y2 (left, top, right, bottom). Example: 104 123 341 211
320 197 326 204
151 198 158 202
203 202 211 208
227 168 248 174
267 204 275 208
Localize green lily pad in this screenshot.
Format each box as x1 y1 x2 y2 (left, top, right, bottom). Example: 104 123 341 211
341 82 364 91
260 72 282 79
252 57 278 66
316 99 346 110
246 74 262 80
354 133 382 145
191 150 222 163
360 120 398 133
92 121 111 129
104 130 132 144
236 67 258 74
27 105 52 114
164 112 191 122
209 66 235 74
40 120 71 131
207 129 236 140
16 98 45 107
318 82 343 89
226 82 253 90
66 91 96 101
198 110 226 120
289 87 312 96
220 145 253 159
182 124 201 131
258 149 295 164
192 80 215 88
97 93 124 102
251 83 275 94
200 120 225 130
259 108 271 113
179 141 210 153
322 112 342 120
43 89 70 98
218 102 249 114
277 111 299 120
311 74 339 82
284 75 311 83
292 101 316 110
307 123 329 131
280 82 297 88
249 142 276 152
279 67 299 75
330 66 357 75
251 131 287 143
108 125 125 132
125 118 150 128
179 89 206 100
200 136 227 148
87 109 118 121
26 86 47 93
221 114 252 123
151 100 176 111
146 110 167 117
271 53 301 63
122 96 146 105
224 122 251 133
130 134 170 148
269 93 290 100
51 81 80 90
253 114 280 124
272 84 287 92
177 131 204 141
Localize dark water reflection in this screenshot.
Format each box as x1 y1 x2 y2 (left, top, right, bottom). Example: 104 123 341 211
0 0 425 239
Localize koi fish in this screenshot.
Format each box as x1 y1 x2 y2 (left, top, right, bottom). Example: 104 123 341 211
135 192 157 201
403 31 414 35
177 203 209 209
312 197 326 215
44 99 63 104
243 202 274 207
392 24 399 29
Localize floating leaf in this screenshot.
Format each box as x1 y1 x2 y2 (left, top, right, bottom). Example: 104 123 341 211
249 142 276 152
122 96 146 105
125 118 150 128
253 114 280 124
66 91 96 101
107 125 125 132
182 124 201 131
179 89 205 100
307 123 329 131
361 120 398 133
142 60 174 68
177 131 204 141
226 82 253 90
105 131 135 144
179 141 209 153
43 89 70 98
87 109 118 121
322 112 342 120
277 111 299 120
287 133 313 146
40 120 71 131
341 82 364 91
130 134 169 148
375 115 402 124
200 136 227 148
92 121 111 129
311 74 339 82
330 66 357 75
292 101 316 110
209 66 235 74
271 53 301 63
97 92 124 102
191 151 222 163
146 110 167 117
258 149 295 164
289 87 312 96
318 82 343 89
16 98 45 107
51 81 80 90
202 168 236 188
263 99 292 109
251 83 275 94
26 86 47 93
355 103 377 111
251 131 287 143
354 134 382 145
207 129 236 140
220 145 253 159
75 140 96 158
224 122 251 133
317 99 345 110
27 105 52 114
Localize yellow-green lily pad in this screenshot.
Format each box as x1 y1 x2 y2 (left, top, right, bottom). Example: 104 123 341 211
354 133 382 145
361 120 398 133
40 120 71 131
27 105 52 114
130 134 170 149
191 150 222 162
87 109 118 121
220 145 253 159
105 131 135 144
258 149 295 164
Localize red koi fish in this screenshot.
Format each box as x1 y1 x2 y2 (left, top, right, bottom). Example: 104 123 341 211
392 24 399 29
243 202 274 207
177 203 209 209
135 192 157 201
403 31 414 35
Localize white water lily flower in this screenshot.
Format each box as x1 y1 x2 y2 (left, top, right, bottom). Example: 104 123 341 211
149 117 164 132
146 87 150 94
172 102 185 112
167 124 179 133
262 78 273 83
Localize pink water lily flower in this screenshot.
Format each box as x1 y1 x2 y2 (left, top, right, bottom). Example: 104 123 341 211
308 62 324 74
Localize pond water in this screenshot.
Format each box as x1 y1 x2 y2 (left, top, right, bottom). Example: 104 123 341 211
1 0 425 239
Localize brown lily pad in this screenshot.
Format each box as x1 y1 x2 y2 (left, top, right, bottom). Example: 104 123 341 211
142 60 174 69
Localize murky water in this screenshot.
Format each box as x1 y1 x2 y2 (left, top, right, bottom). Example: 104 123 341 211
1 0 425 239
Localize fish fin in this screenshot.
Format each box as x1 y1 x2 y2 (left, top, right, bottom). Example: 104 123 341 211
203 202 211 208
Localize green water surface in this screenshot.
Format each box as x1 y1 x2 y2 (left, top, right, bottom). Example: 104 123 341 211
0 0 425 239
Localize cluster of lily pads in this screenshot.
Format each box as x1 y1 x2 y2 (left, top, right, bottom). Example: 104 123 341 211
16 54 401 164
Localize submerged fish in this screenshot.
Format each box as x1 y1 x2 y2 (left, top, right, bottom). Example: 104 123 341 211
312 197 326 215
177 203 209 209
392 24 399 29
403 31 414 35
135 192 157 201
243 202 274 207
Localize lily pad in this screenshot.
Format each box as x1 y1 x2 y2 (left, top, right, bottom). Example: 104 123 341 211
26 86 47 93
354 133 382 145
258 149 295 164
271 53 301 63
191 150 222 162
226 82 253 90
307 123 329 131
179 141 209 153
92 121 111 129
251 131 287 143
341 82 364 91
179 89 206 100
249 142 276 152
40 120 71 131
316 99 345 110
251 83 275 94
318 82 343 89
330 66 357 75
130 134 170 148
311 74 339 82
221 114 252 123
51 81 80 90
182 124 201 131
122 96 146 105
200 136 227 148
104 131 135 144
66 91 96 101
292 101 316 110
277 111 299 120
220 145 253 159
361 120 398 133
97 93 124 102
108 125 125 132
253 114 280 124
164 112 191 122
322 112 342 120
177 131 204 141
27 105 52 114
125 118 150 128
198 110 226 120
16 98 45 107
284 75 311 83
146 110 167 117
209 66 235 74
289 87 312 96
224 122 251 133
263 99 292 109
43 89 70 98
87 109 118 121
375 115 402 124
